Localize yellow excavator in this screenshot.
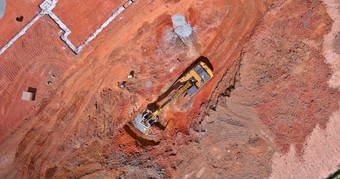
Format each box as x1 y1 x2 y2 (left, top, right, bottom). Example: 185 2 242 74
129 60 213 139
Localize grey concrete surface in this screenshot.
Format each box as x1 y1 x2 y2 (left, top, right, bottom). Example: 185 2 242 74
0 0 5 20
171 14 193 38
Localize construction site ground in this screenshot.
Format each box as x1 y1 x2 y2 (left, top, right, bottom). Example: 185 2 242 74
0 0 339 178
0 0 42 47
53 0 125 47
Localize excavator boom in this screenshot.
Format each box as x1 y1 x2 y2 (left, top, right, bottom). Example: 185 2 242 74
151 80 194 118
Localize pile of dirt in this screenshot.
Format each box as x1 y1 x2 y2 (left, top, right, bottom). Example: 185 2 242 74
269 0 340 178
173 92 275 178
244 0 339 155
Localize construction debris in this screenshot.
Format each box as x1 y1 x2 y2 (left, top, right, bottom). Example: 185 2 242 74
118 81 126 88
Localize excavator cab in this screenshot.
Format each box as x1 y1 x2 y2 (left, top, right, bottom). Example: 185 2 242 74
130 60 213 138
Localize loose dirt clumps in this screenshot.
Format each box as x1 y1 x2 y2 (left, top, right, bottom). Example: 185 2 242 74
174 93 275 178
270 111 340 178
334 31 340 54
240 0 340 155
269 0 340 178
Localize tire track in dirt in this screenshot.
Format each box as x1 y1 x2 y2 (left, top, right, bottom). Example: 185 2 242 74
0 18 74 144
158 0 275 178
236 0 340 155
4 62 111 178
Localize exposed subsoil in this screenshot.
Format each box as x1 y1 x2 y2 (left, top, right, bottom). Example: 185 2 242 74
53 0 124 47
0 15 75 144
0 0 339 178
173 0 340 178
269 0 340 178
245 0 339 155
0 0 42 47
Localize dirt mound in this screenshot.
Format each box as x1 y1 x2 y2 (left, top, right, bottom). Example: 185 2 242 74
174 92 275 178
269 0 340 178
241 0 339 155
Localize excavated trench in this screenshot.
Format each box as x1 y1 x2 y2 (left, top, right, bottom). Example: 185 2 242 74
123 125 160 146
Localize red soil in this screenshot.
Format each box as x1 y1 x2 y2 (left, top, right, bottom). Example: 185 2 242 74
0 15 75 144
0 0 267 177
0 0 338 178
53 0 125 47
241 0 340 154
0 0 43 47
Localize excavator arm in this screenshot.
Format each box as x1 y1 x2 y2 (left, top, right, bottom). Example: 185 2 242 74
132 80 194 134
150 79 194 119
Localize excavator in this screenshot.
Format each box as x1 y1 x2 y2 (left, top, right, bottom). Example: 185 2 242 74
128 60 213 140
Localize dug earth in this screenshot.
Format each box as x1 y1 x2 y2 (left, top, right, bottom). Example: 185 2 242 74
0 0 339 178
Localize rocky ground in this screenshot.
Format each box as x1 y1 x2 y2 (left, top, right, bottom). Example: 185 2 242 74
0 0 339 178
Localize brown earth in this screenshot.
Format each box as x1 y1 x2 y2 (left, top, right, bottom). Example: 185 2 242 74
0 0 43 47
0 15 75 144
246 0 339 155
173 0 340 177
269 0 340 178
53 0 125 47
0 0 339 178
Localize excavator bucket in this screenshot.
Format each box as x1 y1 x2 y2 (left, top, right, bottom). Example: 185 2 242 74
133 114 149 134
